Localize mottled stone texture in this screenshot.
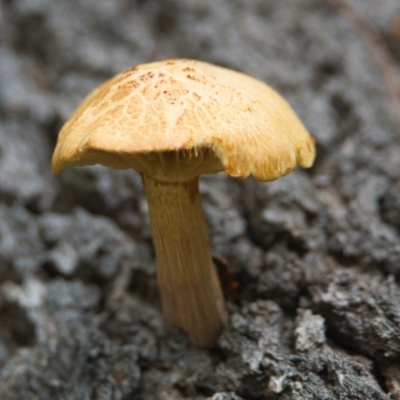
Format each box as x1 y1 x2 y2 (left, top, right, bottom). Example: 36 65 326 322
1 0 400 399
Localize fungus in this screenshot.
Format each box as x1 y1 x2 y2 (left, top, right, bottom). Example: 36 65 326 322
52 59 316 348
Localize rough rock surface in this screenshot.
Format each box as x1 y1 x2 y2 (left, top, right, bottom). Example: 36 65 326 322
1 0 400 399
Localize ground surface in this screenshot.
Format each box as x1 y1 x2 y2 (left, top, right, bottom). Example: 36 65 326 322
1 0 400 399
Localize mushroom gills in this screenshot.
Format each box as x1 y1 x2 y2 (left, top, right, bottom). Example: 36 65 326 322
121 147 224 182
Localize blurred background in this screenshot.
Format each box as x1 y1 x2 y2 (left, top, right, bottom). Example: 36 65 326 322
1 1 400 399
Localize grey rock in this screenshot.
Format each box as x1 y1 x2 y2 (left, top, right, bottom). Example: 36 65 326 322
0 0 399 398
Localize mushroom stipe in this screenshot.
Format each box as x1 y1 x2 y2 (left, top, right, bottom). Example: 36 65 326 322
52 59 316 348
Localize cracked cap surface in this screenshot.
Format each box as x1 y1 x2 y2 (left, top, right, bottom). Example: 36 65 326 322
52 59 316 181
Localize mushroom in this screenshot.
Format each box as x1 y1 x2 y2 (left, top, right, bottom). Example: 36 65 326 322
52 59 316 348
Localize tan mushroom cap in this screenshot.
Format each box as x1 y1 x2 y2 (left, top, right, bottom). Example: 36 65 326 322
52 59 315 181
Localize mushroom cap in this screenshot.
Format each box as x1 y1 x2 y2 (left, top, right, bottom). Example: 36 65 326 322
52 59 315 181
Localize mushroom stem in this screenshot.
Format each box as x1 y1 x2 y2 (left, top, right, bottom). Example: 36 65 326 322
142 174 227 348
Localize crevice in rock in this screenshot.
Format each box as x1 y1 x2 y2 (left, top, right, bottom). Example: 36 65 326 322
0 302 36 352
327 250 360 268
127 268 159 306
